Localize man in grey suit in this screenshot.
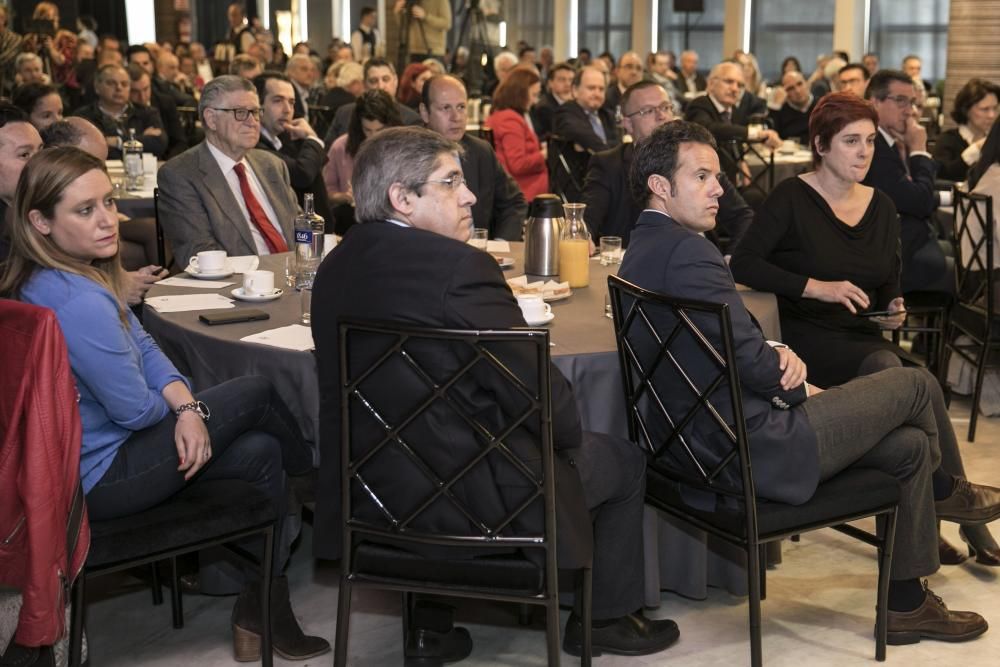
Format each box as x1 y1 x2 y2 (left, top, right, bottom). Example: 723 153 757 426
619 120 996 645
158 75 300 269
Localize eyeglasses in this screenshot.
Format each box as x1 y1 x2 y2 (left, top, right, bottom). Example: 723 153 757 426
625 102 674 119
210 107 262 121
882 95 918 109
418 174 466 192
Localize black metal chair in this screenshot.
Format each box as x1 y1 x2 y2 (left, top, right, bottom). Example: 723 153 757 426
944 188 998 441
546 134 588 202
69 480 278 667
607 275 901 667
152 187 166 269
334 321 592 666
727 138 775 201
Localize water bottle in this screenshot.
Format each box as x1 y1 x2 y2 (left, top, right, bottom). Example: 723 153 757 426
294 193 325 289
123 128 144 191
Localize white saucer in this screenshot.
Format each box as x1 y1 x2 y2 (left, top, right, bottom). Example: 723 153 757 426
186 263 234 279
494 255 515 269
231 287 283 302
543 290 572 302
524 311 555 326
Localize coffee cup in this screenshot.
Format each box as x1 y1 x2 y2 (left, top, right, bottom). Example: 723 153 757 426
243 270 275 296
516 295 551 322
190 250 227 273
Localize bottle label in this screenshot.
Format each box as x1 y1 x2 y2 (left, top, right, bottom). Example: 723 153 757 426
295 230 314 244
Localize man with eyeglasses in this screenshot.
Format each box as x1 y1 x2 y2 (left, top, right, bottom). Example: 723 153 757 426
771 70 816 144
157 75 300 269
72 63 167 160
863 69 953 294
837 63 871 98
312 125 680 664
583 81 751 253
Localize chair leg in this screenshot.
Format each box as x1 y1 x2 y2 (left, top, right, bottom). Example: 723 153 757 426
261 526 274 667
545 593 561 667
747 543 763 667
169 556 184 629
875 508 898 662
68 574 86 667
758 544 767 601
149 562 163 606
517 602 532 626
580 567 592 667
969 341 989 441
333 575 353 667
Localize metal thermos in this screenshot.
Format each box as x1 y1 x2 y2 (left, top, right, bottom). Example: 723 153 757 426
524 194 564 276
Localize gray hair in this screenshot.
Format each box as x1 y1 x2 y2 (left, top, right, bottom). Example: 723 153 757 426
15 52 41 71
198 74 256 123
493 51 518 76
352 127 462 224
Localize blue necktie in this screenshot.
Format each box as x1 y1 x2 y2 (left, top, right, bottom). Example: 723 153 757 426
587 111 607 143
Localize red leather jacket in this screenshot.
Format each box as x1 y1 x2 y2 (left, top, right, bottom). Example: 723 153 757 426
0 300 90 646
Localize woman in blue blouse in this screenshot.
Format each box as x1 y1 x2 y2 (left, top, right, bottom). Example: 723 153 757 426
0 147 329 661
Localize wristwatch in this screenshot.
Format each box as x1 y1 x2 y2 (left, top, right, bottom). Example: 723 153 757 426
175 400 211 422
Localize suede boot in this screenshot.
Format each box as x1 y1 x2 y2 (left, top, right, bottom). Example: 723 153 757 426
231 576 330 661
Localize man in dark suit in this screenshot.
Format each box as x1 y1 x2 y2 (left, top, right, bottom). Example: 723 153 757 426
324 58 423 143
684 61 781 156
126 46 190 159
604 51 643 115
253 73 333 228
583 81 751 252
421 75 526 240
552 66 619 201
678 50 706 95
158 76 300 269
863 69 951 294
771 71 816 143
312 126 680 660
619 120 994 644
531 61 574 141
73 64 167 160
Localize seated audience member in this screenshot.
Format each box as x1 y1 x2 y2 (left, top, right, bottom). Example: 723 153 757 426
253 72 333 229
14 53 49 87
933 78 1000 182
583 81 751 252
126 47 189 159
605 51 644 114
74 64 167 160
862 69 951 294
157 75 299 269
678 50 705 94
230 53 264 79
156 51 197 102
491 50 519 91
646 51 677 90
531 61 574 141
864 52 881 77
488 67 549 201
685 61 781 153
552 65 619 200
735 51 768 99
398 62 431 109
317 61 362 131
620 120 995 644
421 75 527 240
285 54 319 119
968 118 1000 253
771 70 815 143
0 106 44 262
837 62 871 98
731 93 1000 564
311 125 680 661
325 58 422 142
903 54 934 96
0 147 329 662
12 82 63 132
323 89 401 233
811 55 846 99
42 117 168 298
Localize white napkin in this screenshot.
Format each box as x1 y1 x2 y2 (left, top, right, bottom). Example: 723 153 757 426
228 256 260 273
145 293 235 312
486 240 511 253
506 275 571 298
157 276 235 289
241 324 315 351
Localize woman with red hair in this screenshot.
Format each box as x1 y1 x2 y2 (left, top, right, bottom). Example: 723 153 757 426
488 67 548 201
731 92 1000 565
397 62 431 108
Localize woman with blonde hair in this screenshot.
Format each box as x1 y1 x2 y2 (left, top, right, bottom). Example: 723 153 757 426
0 147 330 661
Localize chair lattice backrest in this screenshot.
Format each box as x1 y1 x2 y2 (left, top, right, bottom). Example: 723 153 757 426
607 276 756 510
954 188 996 317
546 134 586 202
726 139 775 201
339 320 557 553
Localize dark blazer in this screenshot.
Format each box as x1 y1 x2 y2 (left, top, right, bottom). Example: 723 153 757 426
603 83 625 115
531 90 564 141
771 99 816 143
931 128 971 182
618 210 819 505
72 102 168 159
552 101 619 154
460 133 527 240
311 221 592 562
862 132 946 293
256 132 333 231
324 98 423 143
582 142 752 252
684 94 753 143
149 86 189 160
680 72 707 94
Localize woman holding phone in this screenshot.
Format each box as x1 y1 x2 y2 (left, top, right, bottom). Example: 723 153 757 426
0 147 329 661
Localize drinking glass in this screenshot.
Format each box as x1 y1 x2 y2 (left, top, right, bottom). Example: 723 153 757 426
600 236 622 266
284 256 296 288
470 228 488 250
300 287 312 325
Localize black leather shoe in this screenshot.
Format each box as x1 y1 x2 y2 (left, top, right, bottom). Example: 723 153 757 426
960 525 1000 566
0 643 55 667
404 626 473 665
936 478 1000 524
938 536 968 565
562 611 679 657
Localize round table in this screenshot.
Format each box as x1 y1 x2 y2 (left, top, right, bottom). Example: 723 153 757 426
143 242 781 600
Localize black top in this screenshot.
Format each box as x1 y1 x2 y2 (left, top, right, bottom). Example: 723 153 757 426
771 99 816 144
730 177 902 387
931 128 971 182
459 134 527 240
72 102 168 159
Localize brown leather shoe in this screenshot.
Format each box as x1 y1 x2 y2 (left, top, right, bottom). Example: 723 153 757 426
935 478 1000 524
938 536 967 565
886 583 988 645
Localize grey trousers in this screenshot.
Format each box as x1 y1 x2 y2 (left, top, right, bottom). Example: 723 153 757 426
802 367 941 580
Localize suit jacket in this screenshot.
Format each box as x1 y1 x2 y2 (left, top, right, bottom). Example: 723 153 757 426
680 72 707 94
72 102 168 159
604 83 625 115
256 132 333 231
618 210 819 505
685 94 756 179
552 101 619 154
311 221 591 563
150 86 189 160
460 133 528 240
862 132 944 292
157 142 300 268
487 108 549 202
582 142 752 252
324 98 423 143
531 90 564 142
931 128 971 182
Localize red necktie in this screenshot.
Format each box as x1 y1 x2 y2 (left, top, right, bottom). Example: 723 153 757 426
233 163 288 253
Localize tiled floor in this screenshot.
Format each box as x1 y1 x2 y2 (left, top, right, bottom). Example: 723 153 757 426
85 395 1000 666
